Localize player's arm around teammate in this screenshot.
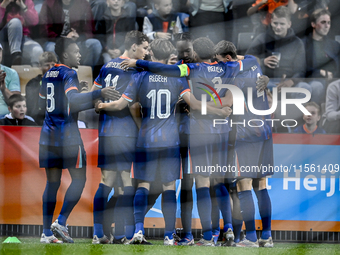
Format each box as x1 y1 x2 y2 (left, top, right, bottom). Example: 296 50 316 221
90 31 150 244
215 40 273 248
39 38 119 244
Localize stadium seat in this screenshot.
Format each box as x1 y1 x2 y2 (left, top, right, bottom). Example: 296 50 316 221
11 65 42 95
237 32 255 55
12 65 93 95
74 65 93 90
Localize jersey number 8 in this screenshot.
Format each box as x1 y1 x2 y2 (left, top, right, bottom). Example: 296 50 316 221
47 83 55 112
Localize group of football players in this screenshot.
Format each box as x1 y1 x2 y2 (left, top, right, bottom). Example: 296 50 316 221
38 30 274 248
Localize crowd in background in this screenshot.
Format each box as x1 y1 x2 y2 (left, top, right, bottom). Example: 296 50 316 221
0 0 340 133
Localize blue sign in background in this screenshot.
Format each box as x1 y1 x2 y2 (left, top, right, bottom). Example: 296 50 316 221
145 144 340 224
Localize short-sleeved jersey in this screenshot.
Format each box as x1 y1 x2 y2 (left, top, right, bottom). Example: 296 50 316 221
123 71 190 148
184 61 242 134
94 57 140 137
293 124 326 134
233 57 272 142
134 56 258 135
39 64 82 147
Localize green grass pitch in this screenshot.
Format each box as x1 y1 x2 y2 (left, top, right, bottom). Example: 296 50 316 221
1 237 340 255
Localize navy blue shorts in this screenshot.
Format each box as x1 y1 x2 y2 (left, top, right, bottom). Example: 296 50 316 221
189 133 228 177
98 136 136 171
134 146 180 183
234 137 274 178
39 144 86 169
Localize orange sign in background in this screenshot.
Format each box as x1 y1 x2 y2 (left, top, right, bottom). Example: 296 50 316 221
1 126 340 232
0 126 100 226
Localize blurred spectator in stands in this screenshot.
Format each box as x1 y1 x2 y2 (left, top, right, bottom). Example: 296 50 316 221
172 0 189 33
143 0 182 41
301 8 340 105
0 0 43 66
91 0 143 30
246 6 319 101
291 0 330 38
122 0 137 18
39 0 102 69
187 0 232 43
326 0 340 40
247 0 297 35
294 101 325 134
133 0 154 30
0 94 36 126
0 43 20 118
25 51 57 125
322 79 340 134
95 0 136 63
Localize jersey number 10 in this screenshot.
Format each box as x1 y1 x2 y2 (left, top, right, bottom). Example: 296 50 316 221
146 89 171 119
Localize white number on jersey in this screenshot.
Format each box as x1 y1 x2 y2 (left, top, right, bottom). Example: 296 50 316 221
104 74 119 102
146 89 171 119
46 82 55 112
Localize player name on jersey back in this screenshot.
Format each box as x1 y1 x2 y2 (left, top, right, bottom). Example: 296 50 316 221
106 61 124 70
207 66 223 73
46 71 59 78
149 75 168 83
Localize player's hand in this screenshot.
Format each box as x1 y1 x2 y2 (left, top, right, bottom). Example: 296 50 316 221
220 106 232 117
256 75 269 92
155 32 171 40
264 56 279 69
176 98 190 115
97 102 108 111
101 87 121 101
120 59 137 71
260 0 268 5
94 100 103 113
168 53 178 65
